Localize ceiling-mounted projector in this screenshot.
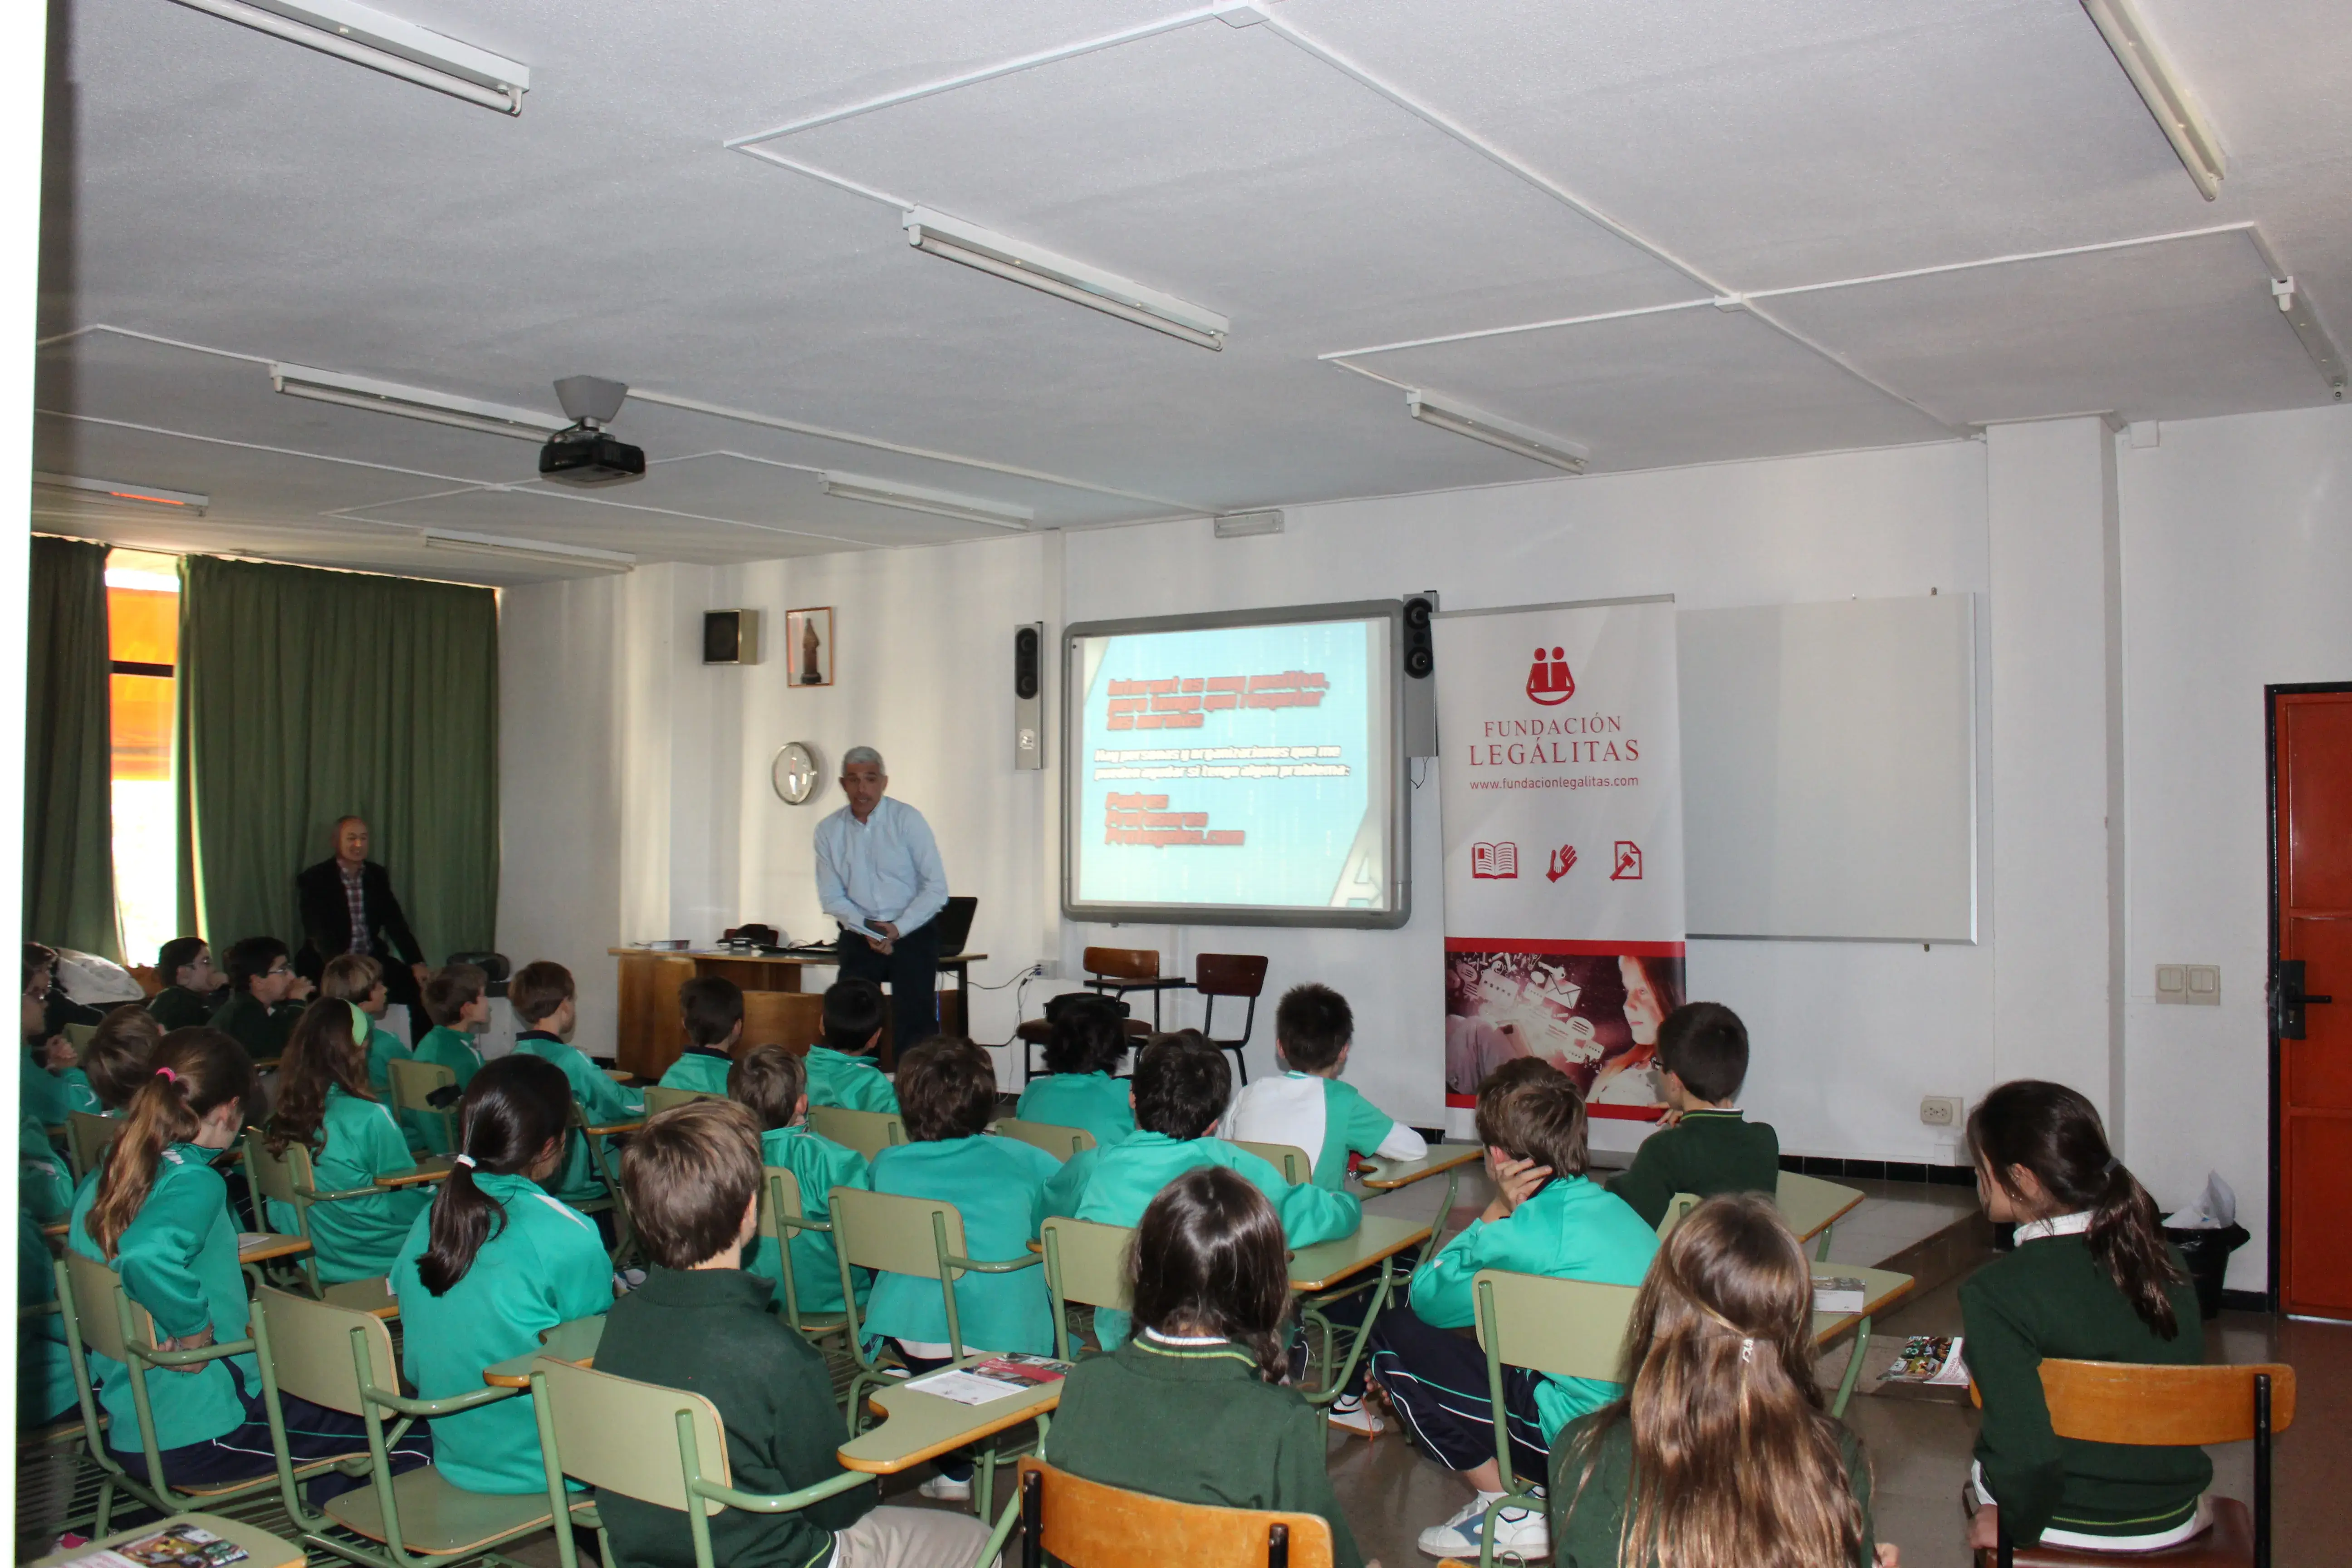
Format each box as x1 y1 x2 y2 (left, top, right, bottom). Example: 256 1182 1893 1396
539 374 645 486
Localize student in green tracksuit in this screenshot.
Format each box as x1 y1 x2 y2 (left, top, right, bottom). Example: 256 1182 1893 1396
596 1098 992 1568
1224 982 1427 1191
657 976 742 1096
862 1037 1063 1502
1550 1194 1886 1568
730 1044 870 1317
210 936 312 1065
145 938 226 1032
22 946 78 1131
20 1206 78 1426
1962 1081 2212 1555
68 1029 428 1486
1054 1031 1362 1351
1368 1062 1658 1563
404 964 494 1156
262 1000 431 1282
506 961 643 1210
1013 993 1135 1149
803 977 899 1113
390 1052 612 1495
58 1004 161 1119
1048 1165 1365 1568
1607 1002 1781 1229
320 956 431 1152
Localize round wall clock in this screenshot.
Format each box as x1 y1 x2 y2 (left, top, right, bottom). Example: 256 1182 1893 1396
771 741 821 805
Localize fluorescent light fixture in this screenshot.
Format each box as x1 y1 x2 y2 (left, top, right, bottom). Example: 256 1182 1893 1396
2080 0 2224 200
1405 392 1590 474
2270 277 2348 401
1214 509 1284 538
420 529 635 573
821 472 1035 531
902 208 1229 351
270 363 565 441
169 0 529 114
34 472 210 514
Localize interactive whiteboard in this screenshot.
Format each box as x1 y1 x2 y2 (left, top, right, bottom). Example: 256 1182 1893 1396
1678 594 1977 942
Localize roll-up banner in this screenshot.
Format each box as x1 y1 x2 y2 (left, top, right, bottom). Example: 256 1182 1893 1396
1435 597 1686 1119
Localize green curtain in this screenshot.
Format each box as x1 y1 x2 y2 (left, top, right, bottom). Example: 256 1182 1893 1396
23 537 120 960
177 556 499 964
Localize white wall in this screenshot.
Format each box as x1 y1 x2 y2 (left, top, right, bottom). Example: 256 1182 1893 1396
497 405 2352 1291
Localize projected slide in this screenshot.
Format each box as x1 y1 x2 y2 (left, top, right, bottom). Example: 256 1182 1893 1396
1064 604 1406 928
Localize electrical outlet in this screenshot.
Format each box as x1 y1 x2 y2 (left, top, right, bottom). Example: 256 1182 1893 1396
1919 1096 1963 1128
1031 960 1060 980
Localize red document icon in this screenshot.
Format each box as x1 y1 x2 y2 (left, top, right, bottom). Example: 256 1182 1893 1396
1611 841 1643 881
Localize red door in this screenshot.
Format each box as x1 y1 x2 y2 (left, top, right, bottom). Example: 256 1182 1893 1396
2277 689 2352 1318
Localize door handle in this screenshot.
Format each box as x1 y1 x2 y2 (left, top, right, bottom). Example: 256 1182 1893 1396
2274 960 2332 1039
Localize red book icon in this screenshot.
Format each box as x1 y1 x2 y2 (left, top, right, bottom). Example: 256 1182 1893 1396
1525 646 1574 706
1471 842 1519 879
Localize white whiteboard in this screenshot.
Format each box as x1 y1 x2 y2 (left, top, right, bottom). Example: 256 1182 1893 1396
1679 595 1976 942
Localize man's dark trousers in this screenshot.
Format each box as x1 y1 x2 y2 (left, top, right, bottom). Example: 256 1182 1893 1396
835 918 940 1059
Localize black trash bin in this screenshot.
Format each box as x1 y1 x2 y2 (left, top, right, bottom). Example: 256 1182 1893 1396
2162 1223 2249 1320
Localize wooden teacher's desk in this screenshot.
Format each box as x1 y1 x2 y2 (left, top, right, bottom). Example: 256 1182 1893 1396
609 946 985 1078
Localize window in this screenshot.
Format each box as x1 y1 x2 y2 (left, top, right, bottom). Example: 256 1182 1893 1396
106 550 179 965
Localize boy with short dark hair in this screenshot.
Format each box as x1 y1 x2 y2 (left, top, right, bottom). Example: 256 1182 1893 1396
1225 982 1426 1191
729 1044 870 1316
1606 1001 1779 1229
211 935 312 1063
804 978 898 1113
412 962 492 1147
1367 1068 1658 1562
509 960 645 1211
598 1099 990 1568
1051 1031 1360 1351
146 937 225 1030
659 976 744 1095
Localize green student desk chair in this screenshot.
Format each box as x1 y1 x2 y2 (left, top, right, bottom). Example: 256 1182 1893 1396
760 1164 859 1409
529 1357 873 1568
1039 1216 1134 1361
827 1185 1049 1523
239 1128 409 1312
248 1285 592 1568
808 1105 906 1160
567 1100 640 1266
65 1109 116 1181
52 1250 360 1531
992 1117 1098 1161
1227 1139 1313 1186
1773 1171 1866 1260
385 1058 457 1156
644 1084 724 1116
1470 1269 1641 1568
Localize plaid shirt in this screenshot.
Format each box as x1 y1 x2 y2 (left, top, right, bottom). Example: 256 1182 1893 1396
341 863 371 956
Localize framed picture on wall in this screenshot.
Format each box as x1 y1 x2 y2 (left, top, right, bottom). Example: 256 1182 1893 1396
785 606 834 687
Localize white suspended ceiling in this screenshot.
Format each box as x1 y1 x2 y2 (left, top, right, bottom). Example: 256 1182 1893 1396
30 0 2352 582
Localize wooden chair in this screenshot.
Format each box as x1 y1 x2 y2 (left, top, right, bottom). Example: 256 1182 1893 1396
385 1058 457 1155
644 1084 724 1116
827 1186 1045 1520
1017 1457 1334 1568
993 1118 1097 1162
1083 947 1191 1029
250 1285 590 1568
1040 1216 1134 1360
1773 1171 1865 1260
808 1105 905 1160
1194 954 1269 1085
239 1129 410 1311
529 1357 870 1568
1980 1360 2298 1568
66 1110 117 1181
1229 1141 1313 1187
1470 1270 1640 1568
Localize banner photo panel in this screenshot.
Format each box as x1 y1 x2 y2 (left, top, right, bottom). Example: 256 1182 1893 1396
1434 597 1686 1116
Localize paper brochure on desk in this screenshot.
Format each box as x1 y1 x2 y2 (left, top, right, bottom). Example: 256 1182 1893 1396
62 1524 251 1568
1434 598 1686 1116
1882 1335 1970 1387
905 1354 1072 1406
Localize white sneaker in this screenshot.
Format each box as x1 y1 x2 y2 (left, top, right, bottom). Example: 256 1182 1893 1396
917 1470 973 1502
1416 1493 1550 1560
1327 1393 1387 1438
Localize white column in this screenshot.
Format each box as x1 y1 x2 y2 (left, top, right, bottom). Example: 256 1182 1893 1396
1986 418 2127 1127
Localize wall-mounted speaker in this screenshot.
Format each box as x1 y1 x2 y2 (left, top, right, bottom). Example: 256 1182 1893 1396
703 609 762 666
1014 622 1045 769
1402 592 1438 758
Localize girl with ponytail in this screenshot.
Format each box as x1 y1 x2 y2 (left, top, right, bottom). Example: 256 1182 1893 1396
262 1000 431 1281
66 1029 427 1485
1552 1193 1892 1568
1961 1080 2210 1554
389 1053 613 1495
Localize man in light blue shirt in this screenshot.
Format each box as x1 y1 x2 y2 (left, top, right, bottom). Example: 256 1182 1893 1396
813 746 951 1049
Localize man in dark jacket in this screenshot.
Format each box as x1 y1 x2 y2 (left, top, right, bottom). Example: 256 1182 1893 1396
296 817 428 1011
